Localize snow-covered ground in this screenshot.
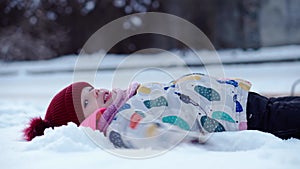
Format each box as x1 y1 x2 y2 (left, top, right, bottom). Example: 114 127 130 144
0 45 300 169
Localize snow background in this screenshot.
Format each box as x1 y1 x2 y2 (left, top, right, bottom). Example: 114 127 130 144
0 45 300 169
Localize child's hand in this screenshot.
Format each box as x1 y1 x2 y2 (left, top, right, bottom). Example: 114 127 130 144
80 107 107 130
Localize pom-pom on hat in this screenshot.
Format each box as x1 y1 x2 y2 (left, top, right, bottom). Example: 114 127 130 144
23 82 92 141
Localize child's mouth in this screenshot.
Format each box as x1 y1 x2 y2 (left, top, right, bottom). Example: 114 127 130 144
103 92 111 104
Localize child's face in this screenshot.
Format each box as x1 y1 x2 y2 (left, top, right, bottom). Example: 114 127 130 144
80 86 116 118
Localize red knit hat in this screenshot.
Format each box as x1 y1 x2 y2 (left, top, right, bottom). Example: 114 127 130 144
23 82 92 141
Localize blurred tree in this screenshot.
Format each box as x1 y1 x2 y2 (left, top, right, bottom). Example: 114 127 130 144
0 0 161 61
0 0 74 61
1 0 298 61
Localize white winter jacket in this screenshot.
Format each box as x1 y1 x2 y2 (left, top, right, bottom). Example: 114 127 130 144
82 73 251 149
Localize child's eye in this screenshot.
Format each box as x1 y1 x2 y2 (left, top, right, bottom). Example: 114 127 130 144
84 100 88 108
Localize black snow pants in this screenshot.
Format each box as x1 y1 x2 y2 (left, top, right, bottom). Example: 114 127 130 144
246 92 300 139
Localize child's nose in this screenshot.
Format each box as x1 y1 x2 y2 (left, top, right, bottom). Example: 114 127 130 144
93 89 99 97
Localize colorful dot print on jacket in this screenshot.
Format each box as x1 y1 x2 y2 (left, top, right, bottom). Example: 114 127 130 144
174 74 201 84
212 111 236 123
174 92 199 106
200 115 225 132
137 86 151 94
118 103 131 112
217 79 238 87
162 116 190 131
194 85 221 101
109 131 128 148
130 111 145 129
233 94 243 113
143 96 168 109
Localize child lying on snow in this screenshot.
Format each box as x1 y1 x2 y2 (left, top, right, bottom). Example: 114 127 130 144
23 73 300 149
